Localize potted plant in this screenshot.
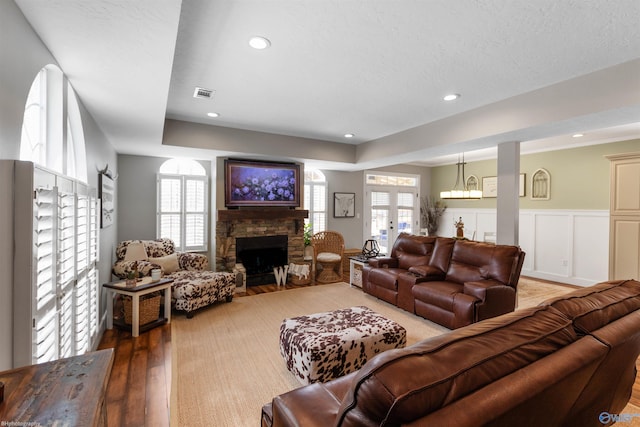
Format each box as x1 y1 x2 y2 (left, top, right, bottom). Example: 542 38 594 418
303 222 313 260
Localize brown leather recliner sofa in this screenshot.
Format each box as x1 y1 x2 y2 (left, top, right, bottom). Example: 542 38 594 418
362 234 526 329
262 279 640 427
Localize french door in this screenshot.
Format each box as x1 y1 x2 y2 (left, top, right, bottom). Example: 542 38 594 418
365 186 419 255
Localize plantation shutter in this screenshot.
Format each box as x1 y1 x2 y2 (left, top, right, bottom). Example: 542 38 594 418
33 186 58 363
57 181 75 359
184 176 207 250
158 175 182 248
304 179 327 234
30 175 101 365
157 174 207 252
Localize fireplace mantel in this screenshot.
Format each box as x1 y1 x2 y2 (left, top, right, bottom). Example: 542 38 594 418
217 209 308 222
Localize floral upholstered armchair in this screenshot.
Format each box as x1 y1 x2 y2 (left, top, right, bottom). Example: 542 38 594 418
112 238 209 279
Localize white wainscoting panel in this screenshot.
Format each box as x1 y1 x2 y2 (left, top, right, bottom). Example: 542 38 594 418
438 208 609 287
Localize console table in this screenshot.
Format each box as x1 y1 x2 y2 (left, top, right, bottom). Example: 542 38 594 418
0 349 114 427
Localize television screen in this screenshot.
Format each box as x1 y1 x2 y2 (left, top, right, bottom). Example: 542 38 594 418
224 159 301 207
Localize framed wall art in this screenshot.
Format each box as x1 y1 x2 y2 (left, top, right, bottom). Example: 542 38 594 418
531 168 551 200
99 173 115 228
465 175 479 191
482 174 526 198
334 192 355 218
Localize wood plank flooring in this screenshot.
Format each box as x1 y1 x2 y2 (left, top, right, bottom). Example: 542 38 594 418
96 277 640 426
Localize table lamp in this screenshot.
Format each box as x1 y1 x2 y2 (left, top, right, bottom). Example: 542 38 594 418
362 239 380 258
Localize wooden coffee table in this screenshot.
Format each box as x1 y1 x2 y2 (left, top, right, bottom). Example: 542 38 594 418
103 277 173 337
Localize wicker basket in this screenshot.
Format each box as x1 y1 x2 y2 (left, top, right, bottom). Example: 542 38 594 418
122 293 161 326
289 262 312 285
290 274 311 285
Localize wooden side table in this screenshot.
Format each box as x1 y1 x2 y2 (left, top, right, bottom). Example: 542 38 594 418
103 277 173 337
0 349 114 427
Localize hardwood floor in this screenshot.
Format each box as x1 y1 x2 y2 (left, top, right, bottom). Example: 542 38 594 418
97 322 172 427
96 277 640 426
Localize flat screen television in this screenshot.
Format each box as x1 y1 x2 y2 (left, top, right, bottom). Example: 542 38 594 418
224 159 301 208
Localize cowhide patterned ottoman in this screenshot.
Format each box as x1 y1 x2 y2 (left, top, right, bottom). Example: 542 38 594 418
170 270 237 318
279 306 406 384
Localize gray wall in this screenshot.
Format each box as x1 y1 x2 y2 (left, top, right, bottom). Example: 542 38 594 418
0 1 118 368
116 153 212 257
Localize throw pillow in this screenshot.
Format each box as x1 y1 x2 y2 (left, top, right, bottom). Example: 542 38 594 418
124 241 148 262
149 253 180 274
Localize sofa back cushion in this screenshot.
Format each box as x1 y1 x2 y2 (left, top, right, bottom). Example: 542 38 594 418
445 240 523 287
336 305 577 426
428 237 455 274
116 238 175 261
144 238 176 258
390 234 436 270
542 279 640 334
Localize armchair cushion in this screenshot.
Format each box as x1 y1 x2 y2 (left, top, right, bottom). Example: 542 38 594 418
317 252 341 263
150 253 180 274
178 252 209 271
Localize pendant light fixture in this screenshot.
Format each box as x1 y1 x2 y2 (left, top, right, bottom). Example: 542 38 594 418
440 153 482 200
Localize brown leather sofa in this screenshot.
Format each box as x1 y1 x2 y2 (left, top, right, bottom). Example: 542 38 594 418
362 234 525 329
262 279 640 427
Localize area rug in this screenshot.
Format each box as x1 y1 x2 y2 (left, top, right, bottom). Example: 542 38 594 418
170 280 577 427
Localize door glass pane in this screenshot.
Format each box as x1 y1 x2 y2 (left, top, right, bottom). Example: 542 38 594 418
398 209 413 235
397 192 414 235
370 191 390 254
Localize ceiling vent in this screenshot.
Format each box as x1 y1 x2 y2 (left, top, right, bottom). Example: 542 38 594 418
193 87 214 99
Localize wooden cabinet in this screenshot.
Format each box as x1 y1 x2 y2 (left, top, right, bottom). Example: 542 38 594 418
607 152 640 280
0 349 113 426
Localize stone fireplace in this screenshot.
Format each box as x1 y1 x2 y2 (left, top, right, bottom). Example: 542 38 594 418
215 209 308 284
236 235 288 285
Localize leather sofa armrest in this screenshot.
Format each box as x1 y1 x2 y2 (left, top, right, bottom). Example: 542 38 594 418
177 252 209 271
464 280 508 302
408 264 445 279
465 280 517 322
266 383 342 427
368 257 397 268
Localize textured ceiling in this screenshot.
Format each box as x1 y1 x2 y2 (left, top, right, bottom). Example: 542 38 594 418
15 0 640 168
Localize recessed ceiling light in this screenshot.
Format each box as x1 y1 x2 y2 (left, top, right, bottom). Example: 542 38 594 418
249 36 271 50
443 93 460 101
572 133 584 138
344 133 355 138
207 112 220 118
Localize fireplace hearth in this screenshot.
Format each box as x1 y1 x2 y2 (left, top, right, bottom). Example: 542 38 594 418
236 235 288 286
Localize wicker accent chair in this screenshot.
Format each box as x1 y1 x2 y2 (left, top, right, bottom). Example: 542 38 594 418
311 231 345 284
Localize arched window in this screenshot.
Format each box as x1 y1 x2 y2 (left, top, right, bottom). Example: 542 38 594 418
157 159 208 251
20 65 87 182
304 169 327 233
